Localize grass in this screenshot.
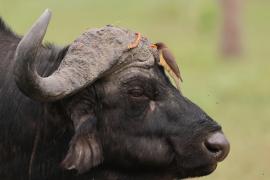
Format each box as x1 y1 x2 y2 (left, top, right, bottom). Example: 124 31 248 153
0 0 269 179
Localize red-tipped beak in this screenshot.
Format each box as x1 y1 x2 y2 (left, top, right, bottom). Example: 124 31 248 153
150 44 157 49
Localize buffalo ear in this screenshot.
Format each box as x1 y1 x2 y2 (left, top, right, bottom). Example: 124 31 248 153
61 117 103 174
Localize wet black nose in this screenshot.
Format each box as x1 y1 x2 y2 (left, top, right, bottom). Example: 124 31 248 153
204 132 230 162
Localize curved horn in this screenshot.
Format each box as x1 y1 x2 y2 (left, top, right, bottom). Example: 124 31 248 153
14 10 153 102
14 9 84 102
14 9 56 101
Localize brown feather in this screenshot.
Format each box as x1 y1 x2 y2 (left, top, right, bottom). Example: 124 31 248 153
159 53 181 90
152 42 184 89
161 48 183 82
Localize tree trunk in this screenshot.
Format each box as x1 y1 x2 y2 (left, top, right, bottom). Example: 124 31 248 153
221 0 242 57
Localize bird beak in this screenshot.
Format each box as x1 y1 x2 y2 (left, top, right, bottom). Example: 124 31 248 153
150 44 157 49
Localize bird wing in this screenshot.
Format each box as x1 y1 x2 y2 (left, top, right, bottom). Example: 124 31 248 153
161 48 183 82
159 53 182 90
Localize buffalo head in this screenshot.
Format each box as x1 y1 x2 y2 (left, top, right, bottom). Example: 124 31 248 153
13 10 230 179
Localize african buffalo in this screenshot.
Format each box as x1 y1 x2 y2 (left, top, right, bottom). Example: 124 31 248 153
0 9 230 180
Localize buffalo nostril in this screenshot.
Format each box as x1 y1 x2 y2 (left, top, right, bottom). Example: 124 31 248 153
204 132 230 162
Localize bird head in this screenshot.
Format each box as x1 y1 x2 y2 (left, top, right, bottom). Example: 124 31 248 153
150 42 167 50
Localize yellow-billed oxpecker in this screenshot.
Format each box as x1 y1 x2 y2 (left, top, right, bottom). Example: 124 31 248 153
151 42 183 90
128 32 142 49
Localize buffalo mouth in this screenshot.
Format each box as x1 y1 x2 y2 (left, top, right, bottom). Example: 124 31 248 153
167 149 218 179
167 147 218 178
167 131 229 179
172 159 218 179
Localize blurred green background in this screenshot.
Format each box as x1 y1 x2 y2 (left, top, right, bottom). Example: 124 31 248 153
0 0 269 179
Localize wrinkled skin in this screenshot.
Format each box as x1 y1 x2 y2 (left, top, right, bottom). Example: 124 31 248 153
61 65 222 180
0 17 226 180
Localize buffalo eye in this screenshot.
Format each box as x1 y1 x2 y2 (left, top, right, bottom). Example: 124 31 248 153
126 85 149 117
128 86 144 98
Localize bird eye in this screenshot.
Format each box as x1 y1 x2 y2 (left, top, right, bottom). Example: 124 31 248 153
128 86 144 97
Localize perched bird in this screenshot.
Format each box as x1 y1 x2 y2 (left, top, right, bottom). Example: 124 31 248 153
151 42 183 90
128 32 142 49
